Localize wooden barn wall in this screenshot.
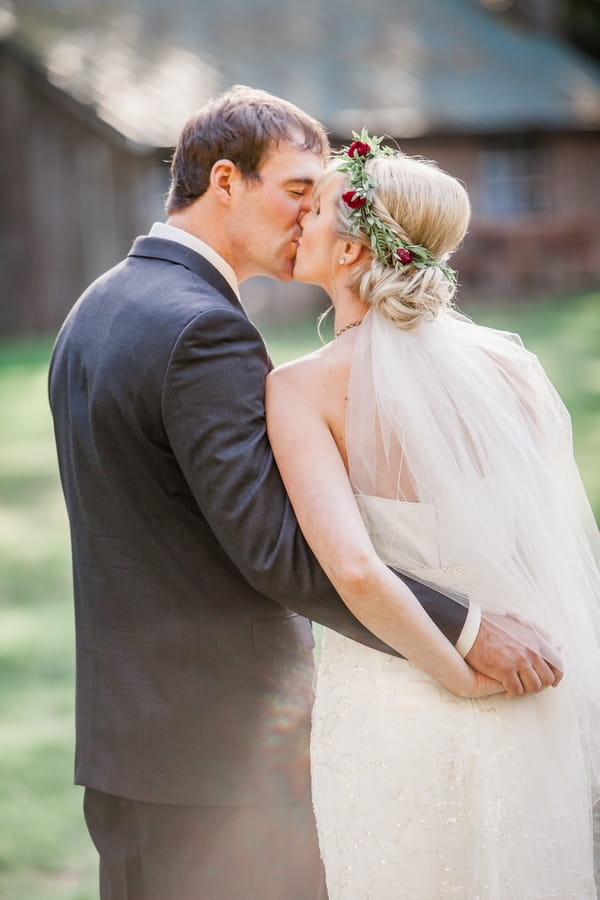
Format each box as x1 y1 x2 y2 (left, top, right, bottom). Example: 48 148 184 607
395 132 600 300
1 51 168 335
2 51 599 334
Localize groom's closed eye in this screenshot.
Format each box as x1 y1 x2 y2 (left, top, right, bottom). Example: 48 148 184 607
285 178 315 195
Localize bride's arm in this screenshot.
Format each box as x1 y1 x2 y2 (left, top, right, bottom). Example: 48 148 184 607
266 362 501 698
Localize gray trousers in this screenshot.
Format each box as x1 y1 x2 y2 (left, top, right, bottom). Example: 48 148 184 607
84 787 327 900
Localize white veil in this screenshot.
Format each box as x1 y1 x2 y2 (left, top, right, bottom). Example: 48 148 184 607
347 308 600 789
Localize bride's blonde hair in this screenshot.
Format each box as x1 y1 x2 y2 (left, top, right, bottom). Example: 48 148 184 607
321 152 471 329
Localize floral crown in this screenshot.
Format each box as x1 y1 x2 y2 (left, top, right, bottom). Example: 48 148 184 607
336 129 456 284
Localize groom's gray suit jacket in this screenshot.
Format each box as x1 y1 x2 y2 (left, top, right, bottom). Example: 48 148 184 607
49 236 467 807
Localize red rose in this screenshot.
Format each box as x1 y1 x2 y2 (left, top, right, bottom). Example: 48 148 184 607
342 190 367 209
348 140 371 158
396 248 413 265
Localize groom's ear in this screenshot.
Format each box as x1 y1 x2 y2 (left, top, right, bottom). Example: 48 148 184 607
210 160 238 205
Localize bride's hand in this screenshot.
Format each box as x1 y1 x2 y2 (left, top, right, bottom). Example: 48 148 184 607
450 663 505 698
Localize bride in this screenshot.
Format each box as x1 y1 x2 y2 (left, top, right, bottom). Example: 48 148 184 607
265 134 600 898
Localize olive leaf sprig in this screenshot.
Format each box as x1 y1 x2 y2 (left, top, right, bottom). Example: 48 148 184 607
336 129 456 283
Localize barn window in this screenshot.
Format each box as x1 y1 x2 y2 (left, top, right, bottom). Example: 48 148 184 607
478 136 549 217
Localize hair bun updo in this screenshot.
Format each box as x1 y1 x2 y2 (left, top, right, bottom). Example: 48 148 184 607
329 150 471 329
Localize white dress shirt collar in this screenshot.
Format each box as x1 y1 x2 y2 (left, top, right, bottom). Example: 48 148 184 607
148 222 240 299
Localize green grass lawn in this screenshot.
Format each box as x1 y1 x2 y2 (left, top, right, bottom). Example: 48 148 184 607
0 291 598 898
0 340 98 899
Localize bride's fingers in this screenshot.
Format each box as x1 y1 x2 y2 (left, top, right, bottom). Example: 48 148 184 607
477 673 505 696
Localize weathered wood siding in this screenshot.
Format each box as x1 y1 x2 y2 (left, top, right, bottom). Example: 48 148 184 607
2 43 599 333
1 44 168 334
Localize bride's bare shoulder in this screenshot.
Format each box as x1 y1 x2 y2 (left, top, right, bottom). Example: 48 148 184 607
267 333 354 398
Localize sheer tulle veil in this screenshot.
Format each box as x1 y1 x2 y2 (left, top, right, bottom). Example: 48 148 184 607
346 307 600 792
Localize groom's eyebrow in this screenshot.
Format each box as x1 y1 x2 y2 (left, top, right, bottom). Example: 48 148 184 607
286 177 316 186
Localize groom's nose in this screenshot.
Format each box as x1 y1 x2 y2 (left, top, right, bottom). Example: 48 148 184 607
297 206 310 226
298 190 314 221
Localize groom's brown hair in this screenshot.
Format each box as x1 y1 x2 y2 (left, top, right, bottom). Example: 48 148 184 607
166 85 329 213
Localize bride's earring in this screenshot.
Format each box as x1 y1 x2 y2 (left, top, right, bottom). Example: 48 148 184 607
338 258 345 265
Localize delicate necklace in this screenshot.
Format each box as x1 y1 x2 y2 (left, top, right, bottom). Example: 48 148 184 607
335 320 363 338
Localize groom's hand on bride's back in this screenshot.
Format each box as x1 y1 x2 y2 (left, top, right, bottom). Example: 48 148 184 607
465 614 563 698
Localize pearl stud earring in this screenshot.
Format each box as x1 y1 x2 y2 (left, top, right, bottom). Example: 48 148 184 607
338 258 345 265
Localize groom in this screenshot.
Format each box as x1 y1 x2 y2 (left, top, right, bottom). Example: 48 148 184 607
49 85 559 900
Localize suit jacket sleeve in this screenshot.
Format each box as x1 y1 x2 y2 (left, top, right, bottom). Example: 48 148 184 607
162 305 467 650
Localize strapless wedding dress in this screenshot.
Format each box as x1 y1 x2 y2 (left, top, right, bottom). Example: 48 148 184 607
311 496 597 898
